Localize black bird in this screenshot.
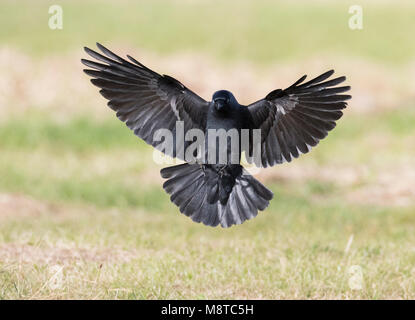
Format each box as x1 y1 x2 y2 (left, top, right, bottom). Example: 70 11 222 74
82 43 351 228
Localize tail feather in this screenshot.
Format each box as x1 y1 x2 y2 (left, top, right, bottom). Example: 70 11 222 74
181 181 206 215
188 195 207 223
248 176 274 201
226 191 243 227
234 183 255 221
161 164 200 185
168 169 204 200
161 163 274 228
170 178 200 208
204 201 221 227
160 163 198 179
241 172 274 211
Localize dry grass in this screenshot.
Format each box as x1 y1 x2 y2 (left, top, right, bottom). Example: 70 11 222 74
257 160 415 208
1 194 415 299
1 50 415 299
1 1 415 298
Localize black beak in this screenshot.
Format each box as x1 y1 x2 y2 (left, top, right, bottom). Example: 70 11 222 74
215 99 226 111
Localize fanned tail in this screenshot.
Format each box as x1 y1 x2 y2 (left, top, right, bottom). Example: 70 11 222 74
161 163 273 228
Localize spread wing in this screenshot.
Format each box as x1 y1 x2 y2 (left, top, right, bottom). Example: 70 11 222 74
81 43 209 160
246 70 351 167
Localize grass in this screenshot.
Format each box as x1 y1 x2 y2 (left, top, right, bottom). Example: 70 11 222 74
1 0 415 300
0 107 414 299
0 0 414 64
0 108 414 208
0 195 414 299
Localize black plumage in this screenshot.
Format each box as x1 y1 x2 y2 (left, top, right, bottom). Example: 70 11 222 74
82 43 351 228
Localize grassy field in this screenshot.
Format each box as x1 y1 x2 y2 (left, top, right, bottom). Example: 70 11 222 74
1 0 415 64
1 108 415 299
1 0 415 299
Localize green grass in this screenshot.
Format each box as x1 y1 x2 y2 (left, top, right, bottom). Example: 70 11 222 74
1 193 414 299
1 108 414 208
1 0 415 300
0 114 144 152
0 108 414 299
1 0 414 64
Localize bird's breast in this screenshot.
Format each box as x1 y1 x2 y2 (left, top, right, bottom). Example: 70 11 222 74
203 109 243 165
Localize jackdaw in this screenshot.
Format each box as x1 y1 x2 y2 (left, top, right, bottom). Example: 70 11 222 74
82 43 351 228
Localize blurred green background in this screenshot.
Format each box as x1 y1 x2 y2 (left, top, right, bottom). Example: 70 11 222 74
0 0 414 299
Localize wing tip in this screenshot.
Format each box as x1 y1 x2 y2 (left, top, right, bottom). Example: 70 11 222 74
96 42 105 51
82 68 92 75
80 58 90 66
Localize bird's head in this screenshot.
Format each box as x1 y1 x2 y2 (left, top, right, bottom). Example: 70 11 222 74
212 90 235 112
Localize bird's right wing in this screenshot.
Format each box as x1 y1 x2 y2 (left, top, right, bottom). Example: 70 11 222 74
246 70 351 167
82 43 209 160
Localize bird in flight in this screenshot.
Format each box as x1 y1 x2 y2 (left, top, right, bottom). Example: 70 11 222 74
82 43 351 228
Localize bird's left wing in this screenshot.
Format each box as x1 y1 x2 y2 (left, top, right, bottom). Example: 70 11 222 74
246 70 351 167
82 43 209 160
